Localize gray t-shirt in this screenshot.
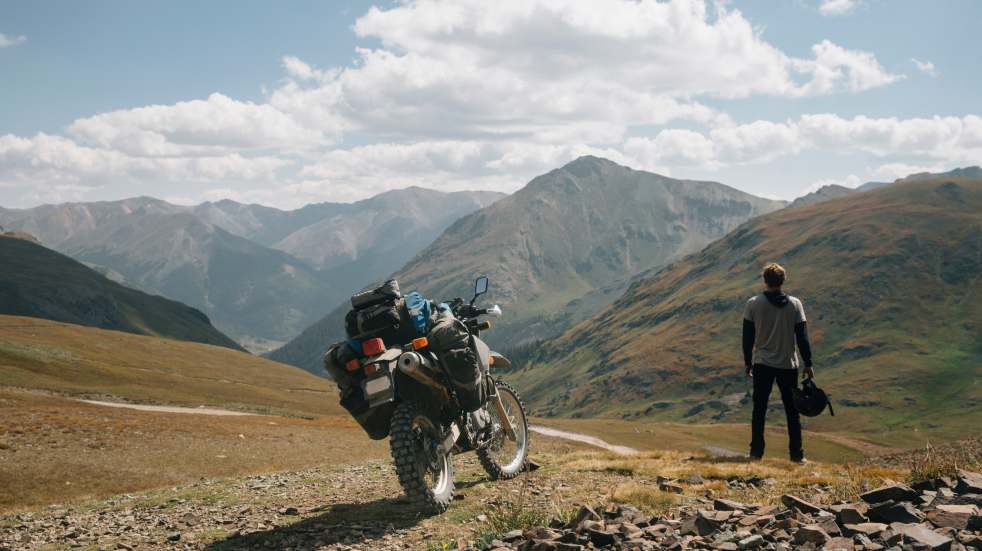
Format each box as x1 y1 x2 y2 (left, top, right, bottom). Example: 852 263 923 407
743 293 806 369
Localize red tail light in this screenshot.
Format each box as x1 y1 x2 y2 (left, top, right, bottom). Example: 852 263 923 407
363 337 385 357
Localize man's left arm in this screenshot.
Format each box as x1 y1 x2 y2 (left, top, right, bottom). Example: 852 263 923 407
794 299 814 378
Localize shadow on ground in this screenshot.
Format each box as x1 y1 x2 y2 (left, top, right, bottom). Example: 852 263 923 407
205 496 434 550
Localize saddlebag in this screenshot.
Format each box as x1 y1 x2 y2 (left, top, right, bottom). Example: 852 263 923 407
339 385 394 440
324 343 394 440
428 313 486 412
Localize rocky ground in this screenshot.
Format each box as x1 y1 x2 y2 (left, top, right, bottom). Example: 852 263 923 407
0 441 623 551
496 470 982 551
3 437 980 551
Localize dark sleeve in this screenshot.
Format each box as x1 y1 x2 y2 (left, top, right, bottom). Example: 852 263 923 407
794 321 813 368
742 320 755 368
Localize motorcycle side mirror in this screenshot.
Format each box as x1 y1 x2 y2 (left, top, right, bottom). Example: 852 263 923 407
472 275 489 304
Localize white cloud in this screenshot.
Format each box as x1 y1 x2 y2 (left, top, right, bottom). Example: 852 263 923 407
0 133 290 205
911 58 938 77
629 114 982 169
0 33 26 48
795 41 903 94
265 0 900 148
819 0 859 17
68 93 329 157
869 162 949 181
0 1 948 208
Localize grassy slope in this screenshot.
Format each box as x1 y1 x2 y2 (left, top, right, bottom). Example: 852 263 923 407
0 316 357 510
0 235 243 351
0 315 340 417
0 389 381 512
508 177 982 446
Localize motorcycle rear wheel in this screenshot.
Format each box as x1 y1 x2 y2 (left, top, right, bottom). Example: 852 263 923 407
389 401 455 512
477 381 529 480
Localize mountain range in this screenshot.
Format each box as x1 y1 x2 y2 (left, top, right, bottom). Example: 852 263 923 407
0 233 241 349
788 167 982 209
0 188 502 351
507 174 982 444
269 156 786 372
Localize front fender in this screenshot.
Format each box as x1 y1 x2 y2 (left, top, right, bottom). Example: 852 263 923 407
489 351 512 369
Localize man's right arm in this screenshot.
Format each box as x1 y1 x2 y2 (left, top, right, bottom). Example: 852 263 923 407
742 320 755 370
742 299 755 376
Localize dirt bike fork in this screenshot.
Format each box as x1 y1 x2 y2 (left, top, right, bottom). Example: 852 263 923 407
487 380 517 442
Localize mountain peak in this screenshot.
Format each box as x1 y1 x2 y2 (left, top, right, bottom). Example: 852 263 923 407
560 155 623 172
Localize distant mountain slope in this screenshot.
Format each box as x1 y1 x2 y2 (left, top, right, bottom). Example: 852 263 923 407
270 156 785 373
191 200 348 247
788 166 981 208
509 176 982 442
0 235 242 350
55 212 336 348
0 189 503 351
273 188 505 293
789 184 855 208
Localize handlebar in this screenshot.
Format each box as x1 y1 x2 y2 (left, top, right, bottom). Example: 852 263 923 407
444 298 501 321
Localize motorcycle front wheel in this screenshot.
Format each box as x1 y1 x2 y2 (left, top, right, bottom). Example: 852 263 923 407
389 401 455 512
477 380 529 480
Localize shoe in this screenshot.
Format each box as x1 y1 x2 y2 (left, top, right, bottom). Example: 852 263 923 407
749 453 763 461
791 457 807 464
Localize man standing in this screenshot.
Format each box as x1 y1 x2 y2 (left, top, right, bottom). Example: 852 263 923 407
742 262 814 462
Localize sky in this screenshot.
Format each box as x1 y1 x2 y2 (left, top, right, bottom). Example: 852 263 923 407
1 0 980 209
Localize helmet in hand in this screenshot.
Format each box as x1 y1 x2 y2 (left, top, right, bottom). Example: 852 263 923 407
793 378 835 417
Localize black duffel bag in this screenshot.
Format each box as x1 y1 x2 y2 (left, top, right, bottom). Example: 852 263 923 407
428 312 485 412
345 299 403 338
350 279 401 309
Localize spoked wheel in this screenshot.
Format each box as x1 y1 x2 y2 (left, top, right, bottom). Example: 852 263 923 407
478 380 529 480
389 401 454 512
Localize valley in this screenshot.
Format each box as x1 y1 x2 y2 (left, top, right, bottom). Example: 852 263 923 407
270 156 786 373
0 189 502 351
0 236 241 350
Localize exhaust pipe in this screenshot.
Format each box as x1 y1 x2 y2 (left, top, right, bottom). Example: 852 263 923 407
398 352 449 400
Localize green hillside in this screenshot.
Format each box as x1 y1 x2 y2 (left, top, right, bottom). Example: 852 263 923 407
508 176 982 446
0 235 243 351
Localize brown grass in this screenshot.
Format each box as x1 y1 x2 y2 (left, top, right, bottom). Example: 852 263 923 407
0 388 386 512
553 447 906 509
0 315 340 417
884 439 982 484
609 484 678 515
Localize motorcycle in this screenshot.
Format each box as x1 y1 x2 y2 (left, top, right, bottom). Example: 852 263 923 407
349 276 530 512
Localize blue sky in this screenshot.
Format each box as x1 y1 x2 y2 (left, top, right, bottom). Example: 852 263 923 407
1 0 980 208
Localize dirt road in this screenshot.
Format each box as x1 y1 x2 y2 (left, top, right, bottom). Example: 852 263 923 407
79 399 263 416
529 425 638 455
79 399 643 456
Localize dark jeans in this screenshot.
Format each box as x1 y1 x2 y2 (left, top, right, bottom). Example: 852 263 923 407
750 364 803 460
